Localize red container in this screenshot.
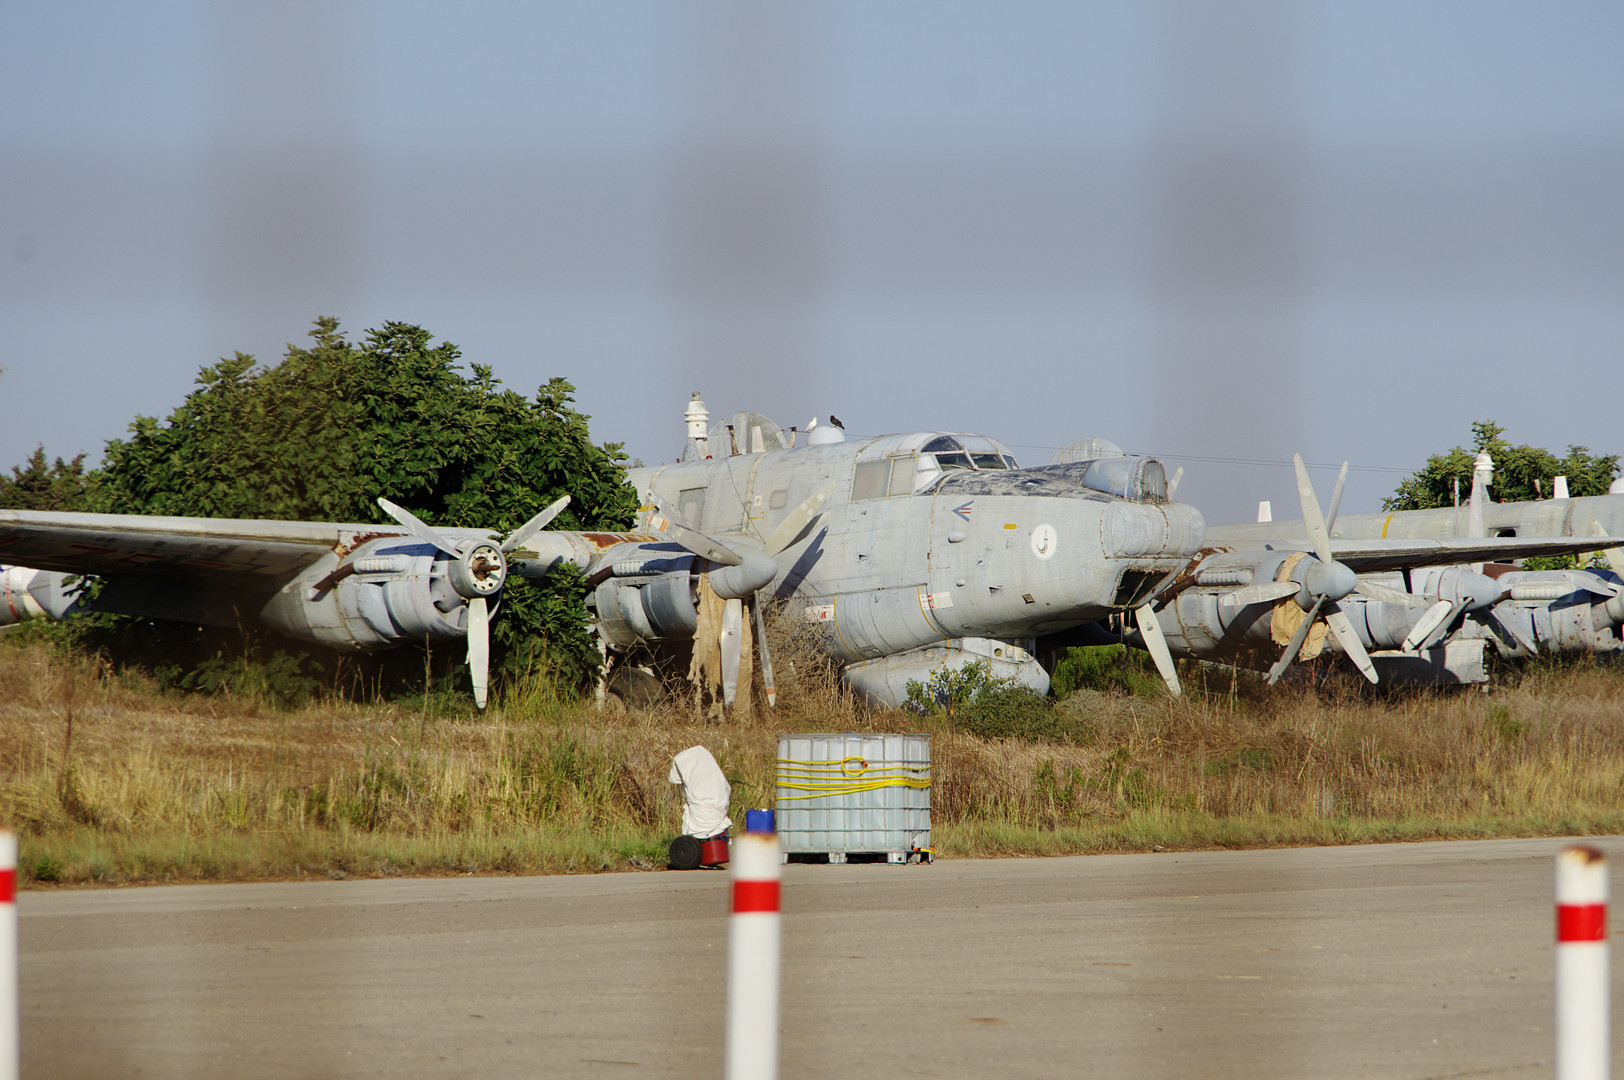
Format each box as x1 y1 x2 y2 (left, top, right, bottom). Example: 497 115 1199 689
700 834 730 867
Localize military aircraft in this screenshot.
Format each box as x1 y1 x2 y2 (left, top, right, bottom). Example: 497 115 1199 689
1108 450 1624 687
1 395 1616 707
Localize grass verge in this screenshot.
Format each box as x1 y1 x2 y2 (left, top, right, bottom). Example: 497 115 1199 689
3 637 1622 887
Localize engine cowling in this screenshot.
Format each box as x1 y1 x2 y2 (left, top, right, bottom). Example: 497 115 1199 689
258 537 500 651
0 565 79 625
591 545 700 649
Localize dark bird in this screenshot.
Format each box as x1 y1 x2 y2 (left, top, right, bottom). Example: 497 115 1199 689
829 415 845 430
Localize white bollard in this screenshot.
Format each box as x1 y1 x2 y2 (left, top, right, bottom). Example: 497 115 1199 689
725 812 781 1080
1 830 16 1080
1556 845 1609 1080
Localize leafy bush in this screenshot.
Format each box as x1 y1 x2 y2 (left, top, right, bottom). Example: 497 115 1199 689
1050 645 1166 699
181 650 324 709
4 318 639 701
904 659 1009 720
905 659 1094 743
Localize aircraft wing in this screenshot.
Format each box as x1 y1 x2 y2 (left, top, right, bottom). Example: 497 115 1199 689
1326 535 1617 575
0 508 425 589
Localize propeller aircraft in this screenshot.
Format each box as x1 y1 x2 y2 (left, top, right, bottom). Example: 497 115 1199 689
1 395 1617 707
1109 454 1624 689
1142 450 1624 685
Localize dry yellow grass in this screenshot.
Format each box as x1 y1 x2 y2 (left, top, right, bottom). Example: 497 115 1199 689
2 635 1622 888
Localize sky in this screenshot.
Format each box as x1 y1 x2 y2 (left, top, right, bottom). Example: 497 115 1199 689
2 1 1621 525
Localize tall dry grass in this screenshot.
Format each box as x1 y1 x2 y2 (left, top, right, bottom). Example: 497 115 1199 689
2 633 1622 888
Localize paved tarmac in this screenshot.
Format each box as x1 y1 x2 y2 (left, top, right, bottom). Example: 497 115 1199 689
17 836 1624 1078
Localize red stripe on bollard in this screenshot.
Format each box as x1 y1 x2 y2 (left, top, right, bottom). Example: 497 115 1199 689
732 880 780 914
0 870 11 904
1558 903 1607 943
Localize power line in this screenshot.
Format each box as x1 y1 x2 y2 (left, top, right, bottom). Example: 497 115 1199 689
984 442 1413 475
835 432 1414 476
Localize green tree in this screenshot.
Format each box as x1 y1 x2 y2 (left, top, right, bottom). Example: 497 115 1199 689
23 317 638 700
1385 421 1619 512
0 447 90 511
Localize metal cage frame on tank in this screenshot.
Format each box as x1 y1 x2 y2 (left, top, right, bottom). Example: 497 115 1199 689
774 734 932 864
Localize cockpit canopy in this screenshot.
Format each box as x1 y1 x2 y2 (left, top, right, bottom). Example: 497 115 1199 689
920 435 1018 472
848 432 1021 500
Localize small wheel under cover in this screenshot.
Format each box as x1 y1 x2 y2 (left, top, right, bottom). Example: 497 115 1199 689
668 834 703 871
607 666 665 709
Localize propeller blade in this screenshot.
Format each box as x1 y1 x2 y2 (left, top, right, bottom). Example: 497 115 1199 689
1325 461 1349 535
467 596 490 709
1570 571 1623 599
1167 466 1184 501
1293 454 1335 566
1489 605 1540 656
753 599 776 708
501 494 570 553
1401 599 1455 652
1591 522 1624 577
1218 581 1300 610
1324 604 1379 685
1133 603 1181 697
1417 597 1469 652
763 486 833 556
646 495 744 567
377 497 462 557
720 597 743 707
1267 594 1326 686
1354 578 1419 605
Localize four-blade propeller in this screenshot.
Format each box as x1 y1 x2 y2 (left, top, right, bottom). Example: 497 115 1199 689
377 494 571 710
1265 455 1379 687
638 487 832 708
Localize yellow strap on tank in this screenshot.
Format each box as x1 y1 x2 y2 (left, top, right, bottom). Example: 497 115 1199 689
774 755 931 800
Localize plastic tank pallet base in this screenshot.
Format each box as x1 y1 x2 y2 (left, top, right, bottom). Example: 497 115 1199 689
775 734 930 862
783 850 933 865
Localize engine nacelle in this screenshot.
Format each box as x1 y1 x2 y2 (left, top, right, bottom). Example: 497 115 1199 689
842 636 1050 708
259 537 497 652
591 544 700 649
0 565 80 625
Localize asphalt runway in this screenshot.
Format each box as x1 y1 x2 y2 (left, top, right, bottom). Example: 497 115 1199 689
18 836 1623 1079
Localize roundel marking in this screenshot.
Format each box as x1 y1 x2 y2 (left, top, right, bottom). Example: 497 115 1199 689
1030 523 1058 560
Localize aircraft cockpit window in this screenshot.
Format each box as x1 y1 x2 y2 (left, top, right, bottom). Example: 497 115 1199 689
922 436 1014 472
851 460 891 501
918 437 970 471
888 459 916 496
853 454 936 499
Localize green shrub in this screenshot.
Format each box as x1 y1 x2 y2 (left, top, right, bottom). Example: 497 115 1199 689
1051 645 1166 699
905 659 1095 743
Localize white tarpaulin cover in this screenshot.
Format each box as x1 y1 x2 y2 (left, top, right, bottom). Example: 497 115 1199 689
668 745 732 839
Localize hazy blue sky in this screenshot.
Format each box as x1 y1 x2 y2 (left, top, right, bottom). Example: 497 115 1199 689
3 1 1621 522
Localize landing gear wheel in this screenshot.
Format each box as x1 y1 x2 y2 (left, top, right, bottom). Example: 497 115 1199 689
607 666 665 709
668 834 702 871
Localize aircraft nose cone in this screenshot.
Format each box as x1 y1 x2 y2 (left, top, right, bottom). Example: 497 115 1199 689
1304 559 1356 602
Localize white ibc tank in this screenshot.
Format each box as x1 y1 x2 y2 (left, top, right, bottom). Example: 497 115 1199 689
775 734 930 861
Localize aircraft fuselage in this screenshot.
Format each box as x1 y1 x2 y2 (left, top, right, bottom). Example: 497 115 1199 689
628 432 1204 664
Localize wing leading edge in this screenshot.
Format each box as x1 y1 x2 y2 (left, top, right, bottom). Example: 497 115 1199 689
0 509 422 588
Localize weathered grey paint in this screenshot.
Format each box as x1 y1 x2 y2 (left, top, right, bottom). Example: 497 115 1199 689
629 431 1203 667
